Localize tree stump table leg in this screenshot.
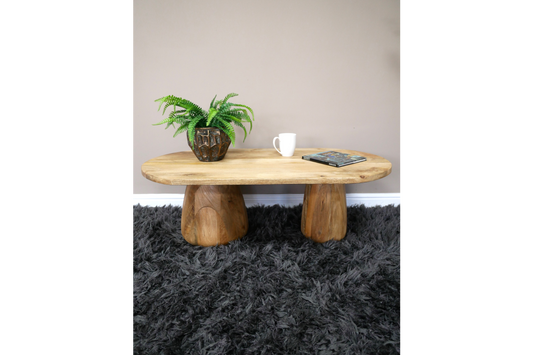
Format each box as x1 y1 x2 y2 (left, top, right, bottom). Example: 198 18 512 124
181 185 248 246
301 184 347 243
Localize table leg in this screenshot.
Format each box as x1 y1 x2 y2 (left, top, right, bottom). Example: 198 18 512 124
181 185 248 246
301 184 347 243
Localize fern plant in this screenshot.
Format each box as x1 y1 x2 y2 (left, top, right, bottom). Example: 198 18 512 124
153 93 255 148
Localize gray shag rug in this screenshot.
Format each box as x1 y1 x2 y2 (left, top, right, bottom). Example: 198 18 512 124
134 204 400 355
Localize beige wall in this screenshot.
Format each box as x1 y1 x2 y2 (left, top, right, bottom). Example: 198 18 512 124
134 0 399 195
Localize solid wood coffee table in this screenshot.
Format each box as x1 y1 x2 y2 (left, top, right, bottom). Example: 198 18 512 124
141 148 391 246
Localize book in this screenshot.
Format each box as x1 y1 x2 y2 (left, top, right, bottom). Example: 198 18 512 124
302 150 367 167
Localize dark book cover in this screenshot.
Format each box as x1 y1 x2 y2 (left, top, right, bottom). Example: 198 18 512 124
302 150 367 167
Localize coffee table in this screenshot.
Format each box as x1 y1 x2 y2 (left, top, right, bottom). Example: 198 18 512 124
141 148 391 246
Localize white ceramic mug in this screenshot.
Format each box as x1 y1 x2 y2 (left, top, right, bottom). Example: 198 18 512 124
273 133 296 157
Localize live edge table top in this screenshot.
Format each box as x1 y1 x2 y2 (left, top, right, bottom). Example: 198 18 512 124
141 148 391 186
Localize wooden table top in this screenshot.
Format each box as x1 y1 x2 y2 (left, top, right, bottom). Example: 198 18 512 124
141 148 392 186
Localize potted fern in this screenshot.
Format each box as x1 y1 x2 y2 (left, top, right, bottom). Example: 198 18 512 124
153 93 255 162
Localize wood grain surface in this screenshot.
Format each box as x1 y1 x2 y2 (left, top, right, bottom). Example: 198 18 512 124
181 185 248 246
301 184 347 242
141 148 391 186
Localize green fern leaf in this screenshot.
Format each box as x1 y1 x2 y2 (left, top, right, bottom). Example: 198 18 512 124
233 120 247 142
173 123 189 137
220 120 236 146
153 117 172 126
187 116 204 148
218 101 234 114
228 103 254 121
238 110 253 132
221 93 238 105
219 113 242 123
154 97 167 111
188 127 196 148
175 116 191 127
206 108 219 126
155 95 207 117
220 114 251 142
209 95 217 109
213 121 235 146
224 110 252 131
178 99 207 116
169 109 187 116
161 95 181 115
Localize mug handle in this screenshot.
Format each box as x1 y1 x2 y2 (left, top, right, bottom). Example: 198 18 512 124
273 137 282 155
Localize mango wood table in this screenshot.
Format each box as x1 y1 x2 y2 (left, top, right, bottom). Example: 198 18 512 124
141 148 391 246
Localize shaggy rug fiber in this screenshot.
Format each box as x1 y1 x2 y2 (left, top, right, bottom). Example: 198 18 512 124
134 204 400 355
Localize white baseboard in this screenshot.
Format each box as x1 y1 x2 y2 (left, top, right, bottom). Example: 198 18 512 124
133 193 400 207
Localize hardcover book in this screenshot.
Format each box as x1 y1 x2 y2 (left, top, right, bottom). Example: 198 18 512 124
302 151 367 167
